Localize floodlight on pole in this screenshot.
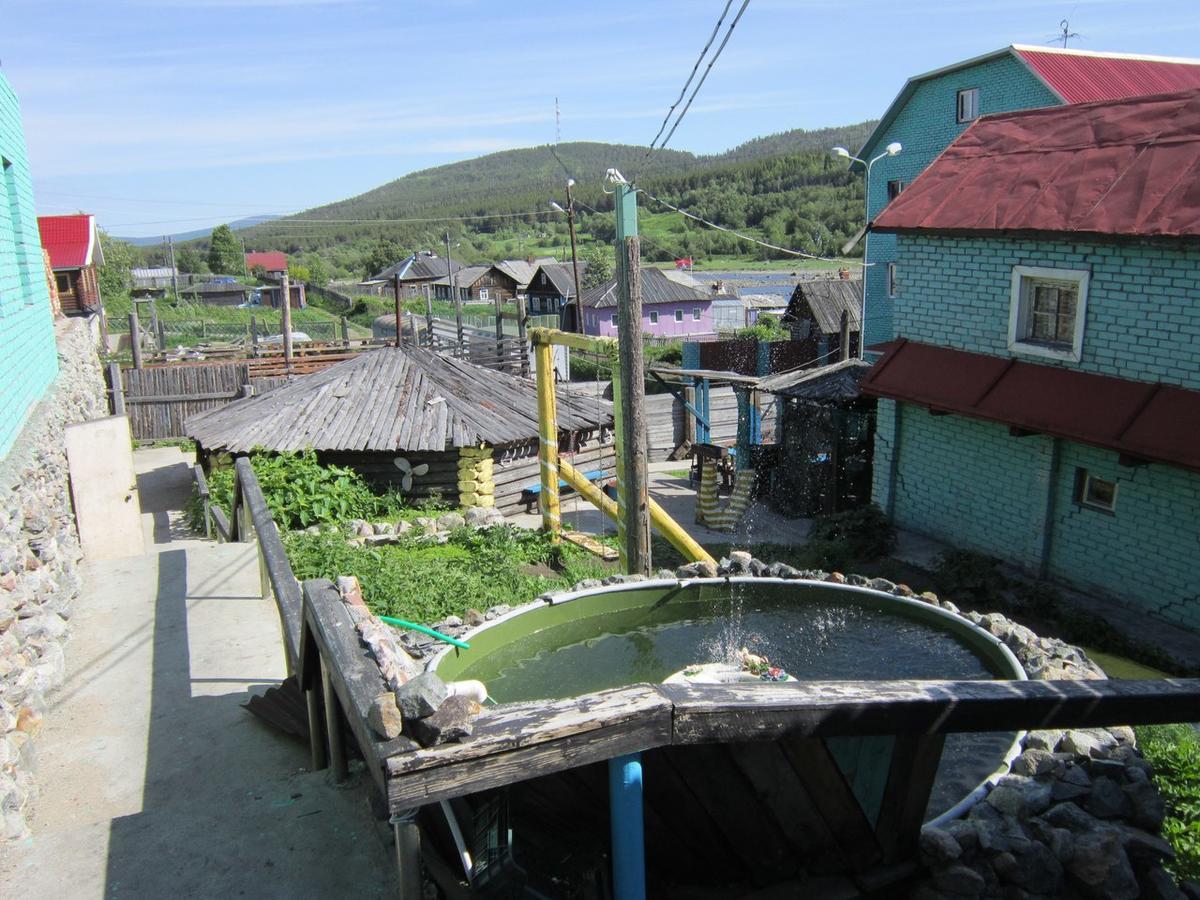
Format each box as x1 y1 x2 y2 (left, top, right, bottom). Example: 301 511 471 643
831 142 903 358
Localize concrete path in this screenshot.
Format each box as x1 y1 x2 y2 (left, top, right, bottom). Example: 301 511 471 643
0 448 396 898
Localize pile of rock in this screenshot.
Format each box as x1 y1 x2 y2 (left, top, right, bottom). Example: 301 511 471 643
0 320 106 840
344 506 505 547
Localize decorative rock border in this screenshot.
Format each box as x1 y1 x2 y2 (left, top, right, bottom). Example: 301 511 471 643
343 549 1193 897
343 505 505 548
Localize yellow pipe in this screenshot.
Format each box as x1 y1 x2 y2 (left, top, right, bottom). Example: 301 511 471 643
559 461 715 566
533 341 561 544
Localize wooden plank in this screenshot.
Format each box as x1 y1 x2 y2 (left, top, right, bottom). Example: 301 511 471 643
874 733 946 862
660 678 1200 742
778 736 882 870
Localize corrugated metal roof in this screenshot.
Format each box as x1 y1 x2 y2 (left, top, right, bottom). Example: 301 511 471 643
860 339 1200 474
1014 46 1200 104
784 279 862 334
430 265 490 288
496 259 537 287
873 89 1200 239
373 253 464 282
580 267 712 309
38 214 99 270
186 346 612 453
528 263 587 299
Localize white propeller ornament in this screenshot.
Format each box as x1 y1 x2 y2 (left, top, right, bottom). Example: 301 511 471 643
392 457 429 492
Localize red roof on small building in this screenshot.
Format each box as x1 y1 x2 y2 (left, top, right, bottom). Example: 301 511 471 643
245 251 288 272
38 214 101 270
1014 47 1200 104
873 89 1200 240
861 340 1200 474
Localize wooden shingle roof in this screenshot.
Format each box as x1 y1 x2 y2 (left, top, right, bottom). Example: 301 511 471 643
784 279 862 334
186 347 612 453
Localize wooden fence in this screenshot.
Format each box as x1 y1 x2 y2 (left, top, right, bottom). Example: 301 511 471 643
644 385 777 461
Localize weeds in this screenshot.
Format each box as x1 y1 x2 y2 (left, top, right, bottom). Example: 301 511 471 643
1135 724 1200 882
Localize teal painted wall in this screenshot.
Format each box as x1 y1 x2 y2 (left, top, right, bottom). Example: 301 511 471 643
862 53 1061 348
894 235 1200 391
0 74 57 459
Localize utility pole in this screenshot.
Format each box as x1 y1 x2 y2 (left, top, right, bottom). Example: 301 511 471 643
445 231 463 350
564 179 584 333
610 170 651 576
394 272 404 348
167 235 179 299
281 270 293 372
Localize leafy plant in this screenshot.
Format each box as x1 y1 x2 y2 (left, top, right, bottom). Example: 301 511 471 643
800 503 895 569
1135 724 1200 882
933 549 1008 607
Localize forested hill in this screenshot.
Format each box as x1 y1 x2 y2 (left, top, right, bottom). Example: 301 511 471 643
221 120 876 277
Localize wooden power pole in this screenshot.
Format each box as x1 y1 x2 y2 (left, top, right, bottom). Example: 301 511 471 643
167 236 180 298
564 179 584 333
612 177 650 575
445 232 463 351
281 271 293 373
394 272 404 347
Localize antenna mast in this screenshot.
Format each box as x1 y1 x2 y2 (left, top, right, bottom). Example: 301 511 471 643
555 97 561 144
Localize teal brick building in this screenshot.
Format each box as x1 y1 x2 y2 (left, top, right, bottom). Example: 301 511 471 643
0 73 57 459
857 45 1200 349
865 90 1200 633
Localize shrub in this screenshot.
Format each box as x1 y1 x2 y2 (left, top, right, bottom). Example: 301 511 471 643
1135 723 1200 882
933 549 1008 607
801 503 895 568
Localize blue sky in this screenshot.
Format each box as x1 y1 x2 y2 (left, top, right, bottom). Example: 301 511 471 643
5 0 1200 238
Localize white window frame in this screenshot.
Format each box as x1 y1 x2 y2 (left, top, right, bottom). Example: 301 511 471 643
1007 265 1088 363
674 309 683 323
887 179 905 202
478 288 489 302
692 307 701 321
1077 469 1117 514
957 87 980 123
887 262 897 298
649 310 659 324
610 313 617 325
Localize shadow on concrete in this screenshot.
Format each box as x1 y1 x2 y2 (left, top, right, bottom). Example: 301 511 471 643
103 549 396 898
136 462 198 544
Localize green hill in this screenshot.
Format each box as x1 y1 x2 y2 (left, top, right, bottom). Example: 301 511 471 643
199 121 877 278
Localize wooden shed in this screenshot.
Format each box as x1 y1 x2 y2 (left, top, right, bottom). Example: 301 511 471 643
186 346 614 514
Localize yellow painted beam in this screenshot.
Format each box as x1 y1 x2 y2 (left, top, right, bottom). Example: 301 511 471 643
533 341 561 543
529 327 619 358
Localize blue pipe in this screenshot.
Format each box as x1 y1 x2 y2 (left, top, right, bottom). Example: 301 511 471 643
608 753 646 900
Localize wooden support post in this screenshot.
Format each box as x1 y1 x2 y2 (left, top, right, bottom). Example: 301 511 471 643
683 381 696 447
516 294 529 377
281 271 293 373
128 310 143 369
392 811 423 899
108 362 125 416
306 679 328 771
149 304 160 354
494 288 504 368
250 315 259 356
840 309 851 361
534 338 561 543
424 285 434 347
340 316 350 349
615 227 650 575
157 317 167 356
394 273 404 348
321 658 349 783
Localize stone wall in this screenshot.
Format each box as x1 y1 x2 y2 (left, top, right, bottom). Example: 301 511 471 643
0 318 106 838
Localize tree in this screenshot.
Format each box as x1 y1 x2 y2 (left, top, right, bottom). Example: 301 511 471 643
580 243 614 289
207 224 243 275
300 254 329 287
96 231 133 298
363 239 402 279
176 246 206 274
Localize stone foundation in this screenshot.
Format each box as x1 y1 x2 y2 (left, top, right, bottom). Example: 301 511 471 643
0 319 106 839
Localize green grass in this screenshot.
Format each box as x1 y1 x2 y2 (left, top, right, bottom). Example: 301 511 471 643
1135 723 1200 882
283 526 611 624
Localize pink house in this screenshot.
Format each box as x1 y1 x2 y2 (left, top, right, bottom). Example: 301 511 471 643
580 268 718 338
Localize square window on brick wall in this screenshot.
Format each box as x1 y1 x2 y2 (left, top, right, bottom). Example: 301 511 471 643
1075 468 1117 514
957 87 980 123
1008 265 1089 362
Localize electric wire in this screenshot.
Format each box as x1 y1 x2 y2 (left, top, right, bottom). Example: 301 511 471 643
643 0 735 158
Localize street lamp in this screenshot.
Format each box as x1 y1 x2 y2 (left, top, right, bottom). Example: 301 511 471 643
832 142 902 359
549 177 584 333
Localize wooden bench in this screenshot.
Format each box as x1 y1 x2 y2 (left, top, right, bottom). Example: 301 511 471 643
521 469 607 512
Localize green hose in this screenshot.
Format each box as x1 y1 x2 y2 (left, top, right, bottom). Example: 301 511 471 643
379 615 470 650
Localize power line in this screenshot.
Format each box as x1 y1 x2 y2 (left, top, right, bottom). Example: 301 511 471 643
643 0 735 157
645 0 751 169
104 208 568 229
638 189 851 263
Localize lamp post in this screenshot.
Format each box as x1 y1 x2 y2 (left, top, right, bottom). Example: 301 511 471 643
832 141 901 359
550 177 584 332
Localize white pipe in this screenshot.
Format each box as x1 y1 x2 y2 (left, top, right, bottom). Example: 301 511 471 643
439 800 473 881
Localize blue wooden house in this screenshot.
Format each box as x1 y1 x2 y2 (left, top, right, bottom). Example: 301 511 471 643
863 89 1200 633
0 73 57 458
857 45 1200 350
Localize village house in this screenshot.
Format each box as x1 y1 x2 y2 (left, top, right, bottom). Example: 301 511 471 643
579 267 718 338
361 251 462 298
864 89 1200 634
525 261 585 318
782 278 862 361
430 263 521 304
244 250 287 279
37 213 104 317
857 44 1200 350
494 259 538 296
1 74 58 455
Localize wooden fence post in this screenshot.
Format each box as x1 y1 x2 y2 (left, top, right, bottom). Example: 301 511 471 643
250 315 259 356
128 310 143 370
157 318 167 356
616 237 650 575
424 285 434 347
108 362 126 416
516 294 529 378
340 316 349 349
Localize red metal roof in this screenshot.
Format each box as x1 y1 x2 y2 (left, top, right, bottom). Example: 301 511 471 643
873 89 1200 239
38 214 98 270
861 340 1200 474
1015 47 1200 104
245 251 287 272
